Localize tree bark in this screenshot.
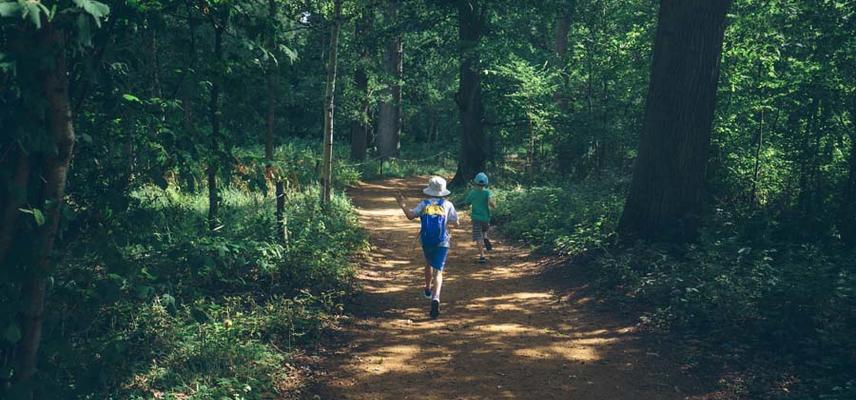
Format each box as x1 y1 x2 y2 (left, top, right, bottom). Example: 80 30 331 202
208 12 227 232
321 0 342 205
376 0 402 159
618 0 732 242
15 21 76 387
0 146 29 266
749 107 765 206
451 0 487 186
350 10 371 161
264 0 286 241
840 101 856 245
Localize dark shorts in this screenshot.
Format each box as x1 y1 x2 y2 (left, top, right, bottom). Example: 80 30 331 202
422 245 449 271
472 220 490 242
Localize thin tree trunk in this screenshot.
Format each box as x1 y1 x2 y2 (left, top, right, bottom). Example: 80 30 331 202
321 0 342 205
376 0 402 159
750 107 765 206
350 10 371 161
618 0 732 242
263 0 286 241
181 0 197 134
451 0 487 185
527 118 536 179
839 100 856 245
796 100 821 216
208 12 227 232
553 0 575 112
16 21 76 387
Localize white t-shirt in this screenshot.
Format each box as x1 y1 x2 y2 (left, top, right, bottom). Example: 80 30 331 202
411 198 458 247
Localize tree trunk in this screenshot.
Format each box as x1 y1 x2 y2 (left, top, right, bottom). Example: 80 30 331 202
208 13 227 232
376 0 402 159
451 0 487 186
553 0 575 112
15 21 76 387
264 0 286 241
749 107 765 206
350 10 371 161
0 146 30 265
321 0 342 205
527 118 536 179
840 101 856 245
618 0 732 242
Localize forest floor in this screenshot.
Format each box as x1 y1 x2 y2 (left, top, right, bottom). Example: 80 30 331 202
307 177 719 399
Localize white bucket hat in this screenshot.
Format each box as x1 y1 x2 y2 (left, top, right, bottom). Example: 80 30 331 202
423 176 451 197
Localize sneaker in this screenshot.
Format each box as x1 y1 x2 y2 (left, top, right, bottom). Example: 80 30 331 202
484 238 493 251
478 256 486 264
423 289 432 299
430 300 440 319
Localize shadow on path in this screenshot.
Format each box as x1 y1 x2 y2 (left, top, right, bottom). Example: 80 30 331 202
310 177 712 400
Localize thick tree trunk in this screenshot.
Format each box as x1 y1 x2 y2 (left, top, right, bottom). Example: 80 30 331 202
0 147 29 265
321 0 342 204
350 11 371 161
618 0 732 242
376 0 402 159
15 22 75 387
451 0 487 186
208 14 227 232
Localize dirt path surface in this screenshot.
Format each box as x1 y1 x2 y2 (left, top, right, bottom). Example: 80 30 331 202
312 177 709 400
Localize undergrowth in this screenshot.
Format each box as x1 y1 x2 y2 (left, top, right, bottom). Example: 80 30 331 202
4 144 368 399
492 177 856 399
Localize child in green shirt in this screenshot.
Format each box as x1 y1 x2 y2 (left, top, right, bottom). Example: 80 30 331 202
465 172 496 264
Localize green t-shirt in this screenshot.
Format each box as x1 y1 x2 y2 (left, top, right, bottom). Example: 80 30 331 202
466 188 492 222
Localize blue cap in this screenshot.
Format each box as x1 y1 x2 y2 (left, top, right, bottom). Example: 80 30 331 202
474 172 489 186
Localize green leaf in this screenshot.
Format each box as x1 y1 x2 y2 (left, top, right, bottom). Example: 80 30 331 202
18 208 44 226
122 93 141 103
20 0 42 28
72 0 109 26
32 208 45 226
0 2 22 18
279 44 298 63
4 323 21 344
76 12 92 47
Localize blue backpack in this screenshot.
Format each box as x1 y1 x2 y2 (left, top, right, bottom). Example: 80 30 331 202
420 199 448 247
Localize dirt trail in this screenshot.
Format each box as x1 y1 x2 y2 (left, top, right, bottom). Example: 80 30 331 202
313 177 708 400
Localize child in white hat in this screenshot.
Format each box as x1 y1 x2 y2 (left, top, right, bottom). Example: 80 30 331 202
395 176 459 319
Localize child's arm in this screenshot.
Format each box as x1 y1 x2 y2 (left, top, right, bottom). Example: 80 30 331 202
488 194 497 210
449 203 460 227
395 192 419 220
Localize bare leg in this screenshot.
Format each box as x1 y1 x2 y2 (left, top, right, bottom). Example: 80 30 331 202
431 269 443 301
476 240 485 258
424 265 432 292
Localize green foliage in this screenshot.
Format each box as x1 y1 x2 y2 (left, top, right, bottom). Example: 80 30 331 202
496 177 856 398
117 292 339 399
1 182 365 398
356 142 456 180
492 178 625 255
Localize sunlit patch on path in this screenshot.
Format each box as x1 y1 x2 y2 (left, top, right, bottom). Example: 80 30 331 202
310 177 709 400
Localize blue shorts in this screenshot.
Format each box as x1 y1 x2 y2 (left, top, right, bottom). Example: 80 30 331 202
422 245 449 271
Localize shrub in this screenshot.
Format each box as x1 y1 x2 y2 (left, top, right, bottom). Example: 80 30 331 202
17 182 366 398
